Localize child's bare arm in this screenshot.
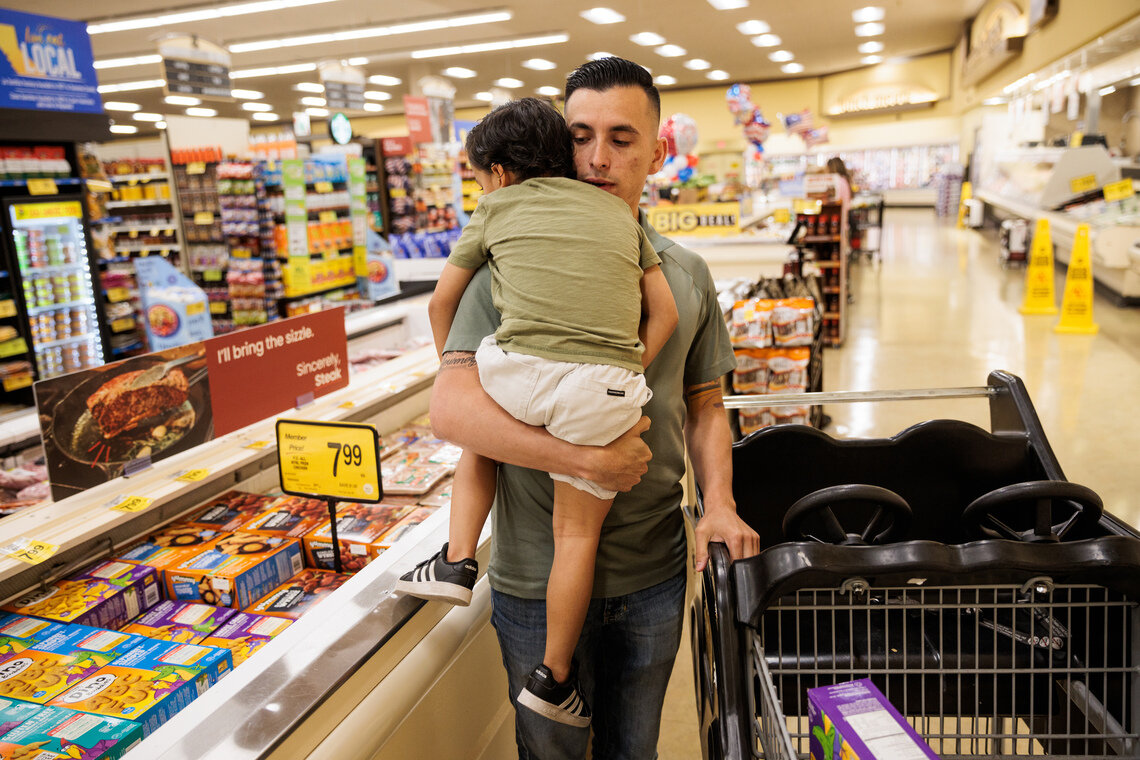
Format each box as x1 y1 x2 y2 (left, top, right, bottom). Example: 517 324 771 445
428 263 478 358
639 264 679 368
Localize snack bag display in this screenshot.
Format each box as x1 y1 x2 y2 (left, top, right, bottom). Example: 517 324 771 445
164 533 303 610
246 570 349 620
183 490 277 532
48 639 232 737
767 348 810 393
239 496 328 539
771 297 815 347
374 506 439 550
382 463 451 496
0 704 143 760
301 503 415 572
3 562 160 629
199 613 292 667
121 601 237 645
0 615 70 658
731 298 774 348
733 348 770 395
738 407 774 437
0 625 149 704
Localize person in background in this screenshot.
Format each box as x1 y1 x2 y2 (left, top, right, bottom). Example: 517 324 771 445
827 156 854 207
427 56 760 759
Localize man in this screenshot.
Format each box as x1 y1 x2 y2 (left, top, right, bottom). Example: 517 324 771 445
429 57 760 759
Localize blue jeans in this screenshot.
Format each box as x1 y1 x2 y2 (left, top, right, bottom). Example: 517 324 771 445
490 571 686 760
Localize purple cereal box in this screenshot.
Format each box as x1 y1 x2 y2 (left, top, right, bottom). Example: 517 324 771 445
808 678 940 760
122 601 238 645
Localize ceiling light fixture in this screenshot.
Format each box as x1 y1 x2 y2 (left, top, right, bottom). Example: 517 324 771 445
685 59 711 70
494 77 524 88
474 91 494 101
252 112 280 121
230 89 265 99
102 101 140 111
109 124 139 134
861 55 882 65
364 91 391 100
768 50 794 62
294 82 325 93
155 121 166 129
857 41 883 54
229 10 511 52
854 22 884 36
132 112 163 122
231 63 317 79
363 103 384 112
242 102 273 111
781 62 804 74
653 75 677 85
706 0 748 9
368 74 402 86
97 79 164 93
300 96 327 106
707 70 730 80
164 94 202 106
412 33 569 59
346 57 369 66
579 7 625 24
522 58 557 70
186 107 218 117
735 20 769 35
655 44 686 57
536 85 561 96
851 6 885 23
306 107 329 117
93 54 162 70
629 32 666 46
443 67 477 78
751 34 781 47
87 0 339 34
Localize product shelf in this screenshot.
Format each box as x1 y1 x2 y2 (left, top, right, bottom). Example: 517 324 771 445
26 298 93 315
105 199 173 209
109 173 171 184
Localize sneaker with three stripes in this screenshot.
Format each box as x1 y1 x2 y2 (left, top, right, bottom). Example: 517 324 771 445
517 663 591 727
395 542 478 606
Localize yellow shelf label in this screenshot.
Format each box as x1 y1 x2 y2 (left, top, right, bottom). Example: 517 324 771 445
109 495 153 513
389 188 406 199
772 208 791 224
245 440 270 450
2 537 59 565
203 269 223 282
111 317 136 332
318 210 338 224
175 468 210 482
2 373 32 391
314 181 335 194
26 178 58 196
1070 174 1097 194
1103 178 1134 203
106 287 131 303
276 419 382 502
186 300 205 315
0 338 28 358
187 162 207 175
128 229 139 238
0 300 16 318
194 211 215 225
338 401 355 409
209 301 227 314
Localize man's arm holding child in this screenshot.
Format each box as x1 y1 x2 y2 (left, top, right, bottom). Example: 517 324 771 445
640 264 679 368
427 263 477 358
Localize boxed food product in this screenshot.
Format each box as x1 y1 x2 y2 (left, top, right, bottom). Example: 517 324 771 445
48 639 231 737
116 525 228 577
182 490 277 532
0 695 44 732
0 625 149 703
3 562 160 629
0 615 70 657
808 678 940 760
423 443 463 469
0 704 142 759
418 479 452 509
121 601 237 645
164 533 303 610
382 463 451 496
302 503 417 571
239 496 329 539
374 506 438 550
245 570 349 620
200 612 292 667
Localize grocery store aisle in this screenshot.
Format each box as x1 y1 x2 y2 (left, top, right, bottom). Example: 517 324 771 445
656 207 1140 759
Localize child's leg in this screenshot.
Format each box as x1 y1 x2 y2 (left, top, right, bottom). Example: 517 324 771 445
446 449 497 562
543 480 613 683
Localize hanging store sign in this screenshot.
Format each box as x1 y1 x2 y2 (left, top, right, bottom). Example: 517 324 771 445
159 34 231 100
827 84 940 116
646 202 740 237
403 96 432 145
320 61 365 112
963 2 1027 86
0 9 100 113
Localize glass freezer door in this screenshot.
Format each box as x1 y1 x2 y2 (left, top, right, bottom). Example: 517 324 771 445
9 200 105 379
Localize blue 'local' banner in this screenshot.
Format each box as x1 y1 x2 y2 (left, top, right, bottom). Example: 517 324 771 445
0 9 100 114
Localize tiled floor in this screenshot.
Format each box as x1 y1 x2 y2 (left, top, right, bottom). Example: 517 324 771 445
656 208 1140 759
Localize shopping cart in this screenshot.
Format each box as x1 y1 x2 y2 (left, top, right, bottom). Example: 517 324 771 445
691 371 1140 759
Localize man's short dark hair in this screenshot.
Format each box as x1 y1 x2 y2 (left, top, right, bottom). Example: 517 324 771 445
564 56 661 124
464 97 574 181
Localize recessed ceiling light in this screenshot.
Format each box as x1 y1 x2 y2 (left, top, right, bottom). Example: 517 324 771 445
346 57 369 66
751 34 781 47
87 0 338 34
781 63 804 74
588 51 614 61
523 58 557 70
300 96 327 106
306 107 329 117
474 91 494 101
164 94 201 106
536 85 561 96
707 70 730 80
230 88 265 99
861 55 882 65
186 107 217 117
857 41 883 54
656 44 686 57
155 121 166 129
444 67 477 78
132 112 163 122
242 102 273 112
368 74 402 86
252 112 279 121
580 7 625 24
855 22 884 36
109 124 138 134
364 91 391 101
685 59 711 70
412 33 568 59
653 75 677 86
363 103 384 112
630 32 666 46
294 82 325 93
736 20 769 35
97 79 165 93
230 63 317 79
93 54 162 70
852 6 885 23
494 77 524 88
768 50 794 62
103 101 141 112
707 0 748 8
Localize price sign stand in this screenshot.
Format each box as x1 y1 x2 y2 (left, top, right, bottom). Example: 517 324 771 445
276 419 384 573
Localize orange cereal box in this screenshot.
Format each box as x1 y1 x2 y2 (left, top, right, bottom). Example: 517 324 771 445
164 533 303 610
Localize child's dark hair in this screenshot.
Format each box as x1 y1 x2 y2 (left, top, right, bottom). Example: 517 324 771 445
465 97 574 180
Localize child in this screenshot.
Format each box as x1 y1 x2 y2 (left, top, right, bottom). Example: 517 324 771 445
396 97 678 726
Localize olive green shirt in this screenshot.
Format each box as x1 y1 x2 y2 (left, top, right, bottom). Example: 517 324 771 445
447 177 660 373
444 210 737 599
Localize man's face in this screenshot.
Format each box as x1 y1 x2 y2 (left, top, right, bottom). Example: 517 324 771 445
565 85 667 217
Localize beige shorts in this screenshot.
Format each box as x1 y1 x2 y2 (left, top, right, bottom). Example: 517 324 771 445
475 335 652 499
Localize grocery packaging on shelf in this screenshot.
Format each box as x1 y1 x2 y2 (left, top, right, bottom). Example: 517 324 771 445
183 489 277 532
300 502 419 571
245 569 350 620
117 525 229 578
163 532 304 609
373 505 438 550
0 703 143 760
199 612 292 667
121 601 237 645
3 561 160 629
240 495 329 539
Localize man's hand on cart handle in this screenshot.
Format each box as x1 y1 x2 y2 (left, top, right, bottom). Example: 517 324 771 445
588 416 653 493
694 505 760 572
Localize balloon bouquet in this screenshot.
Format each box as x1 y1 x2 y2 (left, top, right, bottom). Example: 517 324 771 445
656 113 700 184
726 83 770 158
782 109 830 148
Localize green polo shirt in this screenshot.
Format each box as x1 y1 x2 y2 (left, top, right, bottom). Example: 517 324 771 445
444 211 736 599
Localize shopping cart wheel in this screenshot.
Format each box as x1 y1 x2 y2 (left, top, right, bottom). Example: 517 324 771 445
963 480 1103 542
782 484 912 546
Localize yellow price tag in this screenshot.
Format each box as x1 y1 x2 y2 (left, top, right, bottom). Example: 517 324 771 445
389 188 406 198
209 301 227 314
338 401 356 409
194 211 215 225
246 440 270 450
109 495 153 513
187 162 206 175
276 419 382 502
186 300 205 315
1070 174 1097 194
128 229 139 238
111 317 136 332
318 210 338 224
2 373 32 391
0 299 16 318
26 178 58 196
0 338 28 358
2 538 59 565
203 269 223 282
1103 178 1134 203
773 208 791 224
106 287 131 303
315 181 334 194
175 468 210 482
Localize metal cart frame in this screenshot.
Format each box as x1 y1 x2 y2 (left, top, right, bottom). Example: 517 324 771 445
692 371 1140 759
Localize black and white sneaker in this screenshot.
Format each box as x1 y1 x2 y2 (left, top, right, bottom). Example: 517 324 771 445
516 663 591 727
395 543 477 605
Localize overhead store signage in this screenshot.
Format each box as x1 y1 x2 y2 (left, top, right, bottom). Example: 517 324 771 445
646 202 740 237
403 96 432 144
0 9 100 113
319 61 365 112
827 84 940 116
159 34 231 100
962 1 1026 85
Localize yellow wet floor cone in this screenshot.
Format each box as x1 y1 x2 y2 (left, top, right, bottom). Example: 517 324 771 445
956 181 972 229
1019 218 1058 315
1055 223 1100 335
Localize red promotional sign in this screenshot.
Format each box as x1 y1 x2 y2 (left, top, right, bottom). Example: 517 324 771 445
403 96 432 145
381 136 412 157
206 308 349 436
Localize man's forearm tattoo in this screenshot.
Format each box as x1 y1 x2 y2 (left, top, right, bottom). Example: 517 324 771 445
685 380 724 409
439 352 477 372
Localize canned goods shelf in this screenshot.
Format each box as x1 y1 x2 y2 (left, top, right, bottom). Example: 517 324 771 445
33 334 93 351
27 299 93 316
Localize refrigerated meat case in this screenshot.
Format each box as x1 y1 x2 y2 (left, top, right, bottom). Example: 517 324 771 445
0 304 515 759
